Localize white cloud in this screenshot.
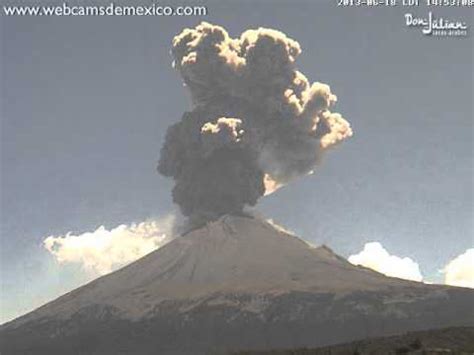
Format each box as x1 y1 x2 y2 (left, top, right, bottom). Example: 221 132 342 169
443 248 474 288
348 242 423 282
44 216 175 275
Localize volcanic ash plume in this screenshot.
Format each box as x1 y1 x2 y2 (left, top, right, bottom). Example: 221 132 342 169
158 22 352 221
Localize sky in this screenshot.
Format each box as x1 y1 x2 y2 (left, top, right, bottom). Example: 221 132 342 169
1 0 473 323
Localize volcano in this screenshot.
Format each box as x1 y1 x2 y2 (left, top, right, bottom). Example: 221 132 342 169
1 215 473 354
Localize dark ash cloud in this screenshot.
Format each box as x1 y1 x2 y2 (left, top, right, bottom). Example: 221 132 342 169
158 22 352 222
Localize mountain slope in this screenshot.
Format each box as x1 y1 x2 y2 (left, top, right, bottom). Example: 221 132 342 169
1 216 473 354
235 326 474 354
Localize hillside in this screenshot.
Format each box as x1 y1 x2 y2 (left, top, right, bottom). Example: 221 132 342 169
235 326 474 354
1 216 473 354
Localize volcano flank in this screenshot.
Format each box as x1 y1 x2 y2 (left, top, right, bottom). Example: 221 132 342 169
1 216 473 354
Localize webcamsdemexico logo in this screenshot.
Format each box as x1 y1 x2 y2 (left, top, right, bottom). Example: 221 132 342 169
405 11 469 37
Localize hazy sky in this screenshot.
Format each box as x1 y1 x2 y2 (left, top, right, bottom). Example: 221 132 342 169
1 0 472 323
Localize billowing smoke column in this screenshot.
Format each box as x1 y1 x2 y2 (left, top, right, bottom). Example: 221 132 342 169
158 22 352 222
